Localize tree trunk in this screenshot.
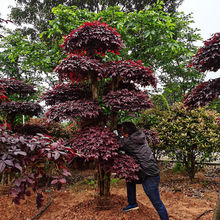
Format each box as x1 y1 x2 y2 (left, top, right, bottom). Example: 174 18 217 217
110 111 118 131
89 73 98 100
110 76 119 130
6 113 16 130
213 192 220 220
95 163 111 197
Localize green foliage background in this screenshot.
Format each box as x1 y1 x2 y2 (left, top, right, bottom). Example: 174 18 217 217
1 2 203 104
152 103 220 180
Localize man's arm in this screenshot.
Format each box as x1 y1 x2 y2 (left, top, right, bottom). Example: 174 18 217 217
119 137 134 156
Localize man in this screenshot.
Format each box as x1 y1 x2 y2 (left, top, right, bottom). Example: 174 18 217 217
119 122 169 220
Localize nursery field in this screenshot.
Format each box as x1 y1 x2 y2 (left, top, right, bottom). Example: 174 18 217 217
0 163 219 220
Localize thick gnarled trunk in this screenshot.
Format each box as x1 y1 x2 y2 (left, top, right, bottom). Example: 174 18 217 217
95 163 111 197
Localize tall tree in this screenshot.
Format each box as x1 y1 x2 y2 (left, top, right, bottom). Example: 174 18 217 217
184 32 220 220
43 20 157 198
0 30 58 87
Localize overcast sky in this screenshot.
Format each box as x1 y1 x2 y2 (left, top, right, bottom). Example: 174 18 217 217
0 0 219 79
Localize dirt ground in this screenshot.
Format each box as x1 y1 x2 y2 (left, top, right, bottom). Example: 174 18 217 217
0 164 219 220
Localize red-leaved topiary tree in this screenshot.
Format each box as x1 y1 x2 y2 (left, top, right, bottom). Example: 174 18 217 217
184 32 220 220
43 21 157 198
0 78 42 129
0 78 73 209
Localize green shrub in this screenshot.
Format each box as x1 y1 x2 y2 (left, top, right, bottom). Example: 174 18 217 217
172 162 185 174
151 94 170 111
136 108 169 159
154 103 220 181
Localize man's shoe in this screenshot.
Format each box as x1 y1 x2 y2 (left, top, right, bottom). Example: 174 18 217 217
123 204 139 212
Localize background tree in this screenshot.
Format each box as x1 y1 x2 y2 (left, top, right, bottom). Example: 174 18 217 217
183 32 220 220
8 0 184 47
2 2 200 103
152 103 219 181
0 31 57 87
0 18 12 38
43 20 157 198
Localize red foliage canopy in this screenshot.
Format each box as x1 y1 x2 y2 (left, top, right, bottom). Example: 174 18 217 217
71 127 120 161
61 21 122 55
42 82 91 106
103 81 138 96
0 78 35 95
54 54 104 82
45 100 101 122
71 127 140 181
0 101 42 116
184 77 220 108
111 153 140 182
185 32 220 108
106 60 157 87
189 33 220 72
103 89 153 112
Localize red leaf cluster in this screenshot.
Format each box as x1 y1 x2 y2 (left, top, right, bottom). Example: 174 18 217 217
54 54 104 82
106 60 157 87
0 101 42 116
42 82 91 106
0 88 7 103
143 129 160 146
71 127 120 161
184 77 220 108
0 126 71 207
45 100 101 121
103 89 153 112
111 153 140 182
61 21 122 55
0 78 35 95
190 33 220 72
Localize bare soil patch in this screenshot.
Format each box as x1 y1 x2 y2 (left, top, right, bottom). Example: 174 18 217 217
0 164 219 220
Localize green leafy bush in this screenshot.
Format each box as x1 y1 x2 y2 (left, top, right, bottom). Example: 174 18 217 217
136 108 169 160
154 103 220 181
151 94 170 111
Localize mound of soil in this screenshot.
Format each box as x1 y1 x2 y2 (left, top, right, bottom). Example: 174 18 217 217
61 194 158 220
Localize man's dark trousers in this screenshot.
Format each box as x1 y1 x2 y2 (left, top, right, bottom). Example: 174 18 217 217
126 175 169 220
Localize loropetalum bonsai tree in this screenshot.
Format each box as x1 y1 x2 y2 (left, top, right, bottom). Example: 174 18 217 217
0 78 73 208
0 78 42 129
43 21 157 197
184 32 220 220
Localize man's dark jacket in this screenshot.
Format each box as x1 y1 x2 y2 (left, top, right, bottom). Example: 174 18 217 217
121 130 159 181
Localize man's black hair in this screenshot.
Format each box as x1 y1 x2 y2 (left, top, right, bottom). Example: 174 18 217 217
121 122 138 136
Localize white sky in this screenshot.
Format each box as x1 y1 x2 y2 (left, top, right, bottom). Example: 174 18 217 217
0 0 219 80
